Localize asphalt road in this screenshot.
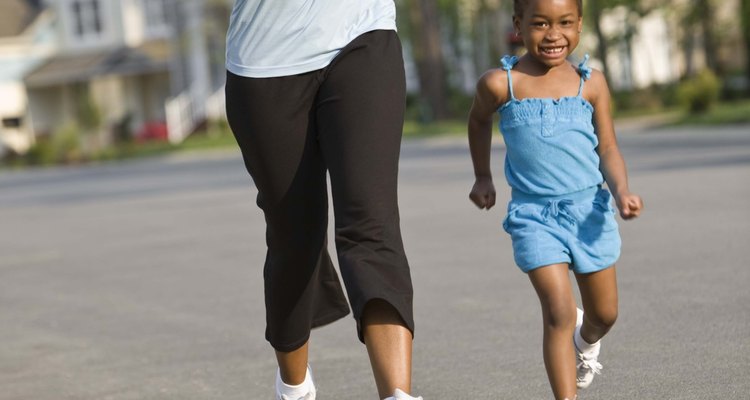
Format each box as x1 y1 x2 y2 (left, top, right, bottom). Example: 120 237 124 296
1 123 748 399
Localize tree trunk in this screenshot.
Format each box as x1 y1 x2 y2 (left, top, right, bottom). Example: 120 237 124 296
590 0 612 83
407 0 450 121
742 0 750 94
697 0 719 72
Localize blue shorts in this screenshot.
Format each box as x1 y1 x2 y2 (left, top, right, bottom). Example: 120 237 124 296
502 186 621 274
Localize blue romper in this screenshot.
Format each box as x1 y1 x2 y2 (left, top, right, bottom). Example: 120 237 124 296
499 55 621 274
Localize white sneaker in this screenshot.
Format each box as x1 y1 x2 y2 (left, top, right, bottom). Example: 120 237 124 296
384 388 423 400
575 308 602 389
278 393 315 400
275 366 316 400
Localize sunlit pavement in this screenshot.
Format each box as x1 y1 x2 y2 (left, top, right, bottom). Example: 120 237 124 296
1 123 748 399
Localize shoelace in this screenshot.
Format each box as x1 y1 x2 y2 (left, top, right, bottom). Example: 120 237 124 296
577 356 603 375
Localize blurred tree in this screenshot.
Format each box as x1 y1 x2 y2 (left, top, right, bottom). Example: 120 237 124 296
586 0 665 87
681 0 719 75
742 0 750 93
587 0 614 82
459 0 508 79
696 0 719 72
405 0 450 121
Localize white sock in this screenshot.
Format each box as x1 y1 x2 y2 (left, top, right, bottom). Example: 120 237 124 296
384 388 422 400
276 366 314 399
574 325 600 356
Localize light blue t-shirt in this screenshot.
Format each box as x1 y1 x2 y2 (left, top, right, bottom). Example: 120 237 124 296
226 0 397 78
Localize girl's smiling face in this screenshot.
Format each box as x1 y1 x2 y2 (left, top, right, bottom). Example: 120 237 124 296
513 0 583 68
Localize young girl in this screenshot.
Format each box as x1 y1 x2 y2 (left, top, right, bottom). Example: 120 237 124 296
467 0 643 399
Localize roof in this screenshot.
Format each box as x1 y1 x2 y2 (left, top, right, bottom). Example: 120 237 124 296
0 0 43 38
24 40 172 88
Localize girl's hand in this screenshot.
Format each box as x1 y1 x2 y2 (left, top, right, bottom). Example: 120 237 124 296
470 177 496 210
615 192 643 220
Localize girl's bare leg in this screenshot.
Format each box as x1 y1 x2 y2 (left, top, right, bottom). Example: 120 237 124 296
529 263 578 400
362 299 413 399
575 266 619 344
275 341 310 385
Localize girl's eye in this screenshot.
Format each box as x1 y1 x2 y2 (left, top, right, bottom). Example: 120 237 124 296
561 20 574 26
531 21 548 28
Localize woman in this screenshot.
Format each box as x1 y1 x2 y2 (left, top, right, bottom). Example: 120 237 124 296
225 1 420 399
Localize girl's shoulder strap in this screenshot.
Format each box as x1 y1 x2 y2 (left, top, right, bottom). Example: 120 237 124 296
576 54 592 97
500 55 519 100
500 55 519 71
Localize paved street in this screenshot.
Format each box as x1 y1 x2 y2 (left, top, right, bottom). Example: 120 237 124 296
1 123 749 399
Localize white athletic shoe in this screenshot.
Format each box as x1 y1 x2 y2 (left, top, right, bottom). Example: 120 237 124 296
275 366 316 400
277 393 315 400
384 388 423 400
576 348 602 389
575 308 602 389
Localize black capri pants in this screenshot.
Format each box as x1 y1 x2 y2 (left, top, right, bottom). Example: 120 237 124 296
225 30 414 352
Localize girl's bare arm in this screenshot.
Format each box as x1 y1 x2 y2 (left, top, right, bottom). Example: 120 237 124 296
468 70 506 209
589 69 643 219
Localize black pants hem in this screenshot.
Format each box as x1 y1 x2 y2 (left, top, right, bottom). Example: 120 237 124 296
269 306 351 352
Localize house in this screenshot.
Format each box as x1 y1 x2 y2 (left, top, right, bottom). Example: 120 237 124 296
0 0 54 155
580 6 679 91
22 0 230 150
587 0 744 91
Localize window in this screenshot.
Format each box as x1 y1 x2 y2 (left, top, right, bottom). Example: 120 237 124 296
143 0 169 36
2 117 23 129
71 0 102 39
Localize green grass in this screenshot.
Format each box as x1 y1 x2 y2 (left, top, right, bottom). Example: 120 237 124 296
673 99 750 125
612 106 681 120
85 133 237 163
110 120 468 162
109 127 241 157
174 130 239 150
152 120 468 153
402 119 466 137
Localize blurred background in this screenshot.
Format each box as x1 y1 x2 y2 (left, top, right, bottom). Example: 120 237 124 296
1 0 749 167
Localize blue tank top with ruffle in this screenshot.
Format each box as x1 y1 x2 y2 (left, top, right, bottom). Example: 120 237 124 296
498 55 604 197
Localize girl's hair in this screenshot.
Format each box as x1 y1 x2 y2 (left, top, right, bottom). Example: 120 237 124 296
513 0 583 17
